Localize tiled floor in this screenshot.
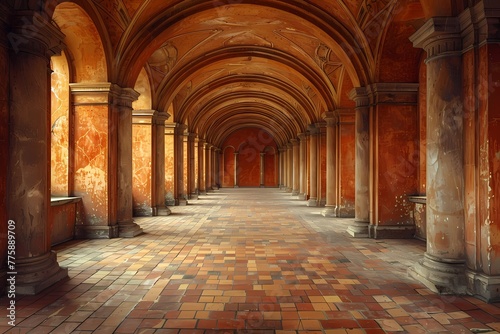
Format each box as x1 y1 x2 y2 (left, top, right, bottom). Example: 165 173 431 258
2 188 500 333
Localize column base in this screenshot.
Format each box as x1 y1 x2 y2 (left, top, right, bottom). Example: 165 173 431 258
291 189 300 196
75 224 119 239
369 224 415 239
118 220 144 238
190 193 199 200
15 251 68 295
133 206 153 217
408 253 467 295
307 198 318 207
233 185 239 188
154 205 171 216
347 220 369 238
322 206 337 217
285 187 292 193
466 270 500 303
338 205 355 218
178 198 188 206
318 199 326 207
297 193 307 200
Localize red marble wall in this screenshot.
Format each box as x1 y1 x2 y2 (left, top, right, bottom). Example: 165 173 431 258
375 104 419 227
339 118 355 217
319 128 327 205
222 128 278 188
51 52 70 196
418 56 427 195
132 122 152 215
223 146 235 187
74 104 110 225
479 44 500 274
165 129 175 205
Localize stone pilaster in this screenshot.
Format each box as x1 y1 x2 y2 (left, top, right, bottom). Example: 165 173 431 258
132 110 171 217
7 10 68 294
409 17 466 294
278 148 286 189
298 133 307 200
175 124 188 205
154 113 171 215
307 125 319 207
260 152 266 187
347 88 370 237
198 139 206 194
322 112 338 217
286 143 293 192
205 143 212 192
187 133 198 199
234 151 239 187
291 139 300 196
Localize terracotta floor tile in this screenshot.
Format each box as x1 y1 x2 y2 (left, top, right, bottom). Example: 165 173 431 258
3 189 500 333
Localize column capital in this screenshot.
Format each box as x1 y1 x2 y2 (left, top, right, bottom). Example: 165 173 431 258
188 132 197 139
297 133 307 140
348 87 370 107
9 11 66 57
290 138 299 146
278 147 286 152
260 152 266 156
69 83 139 108
307 124 320 135
322 111 338 126
461 1 500 49
410 17 462 61
366 83 419 105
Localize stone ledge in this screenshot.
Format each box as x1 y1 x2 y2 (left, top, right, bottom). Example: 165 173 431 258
466 270 500 303
369 224 416 239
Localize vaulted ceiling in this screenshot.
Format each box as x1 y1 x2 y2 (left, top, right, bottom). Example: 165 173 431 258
48 0 434 146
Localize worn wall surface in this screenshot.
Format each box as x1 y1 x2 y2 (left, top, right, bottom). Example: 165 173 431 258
132 123 152 216
339 118 355 217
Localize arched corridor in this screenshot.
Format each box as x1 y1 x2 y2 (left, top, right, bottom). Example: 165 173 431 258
2 1 500 329
3 188 500 332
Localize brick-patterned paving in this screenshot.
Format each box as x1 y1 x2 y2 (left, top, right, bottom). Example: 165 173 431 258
2 188 500 333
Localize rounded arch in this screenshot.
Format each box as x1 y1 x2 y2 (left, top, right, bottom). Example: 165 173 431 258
52 1 108 82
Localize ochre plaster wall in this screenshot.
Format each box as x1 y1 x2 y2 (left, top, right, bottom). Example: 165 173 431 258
222 147 235 187
132 123 152 215
51 52 70 196
222 128 278 188
74 104 110 225
165 130 175 205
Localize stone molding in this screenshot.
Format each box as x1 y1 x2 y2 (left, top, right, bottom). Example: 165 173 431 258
410 17 462 61
466 269 500 302
348 87 370 107
322 111 338 126
461 0 500 50
307 124 320 135
366 83 419 105
70 83 140 108
9 11 66 57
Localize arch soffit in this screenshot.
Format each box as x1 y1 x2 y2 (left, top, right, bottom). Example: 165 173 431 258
116 1 367 90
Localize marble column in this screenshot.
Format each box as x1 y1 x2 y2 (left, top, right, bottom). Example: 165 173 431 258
347 88 370 237
234 151 239 187
7 11 68 294
187 133 198 199
260 152 266 187
409 17 466 294
115 88 143 237
298 133 307 200
211 146 218 189
198 139 206 194
308 125 319 206
322 112 338 217
215 148 221 189
175 124 187 205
